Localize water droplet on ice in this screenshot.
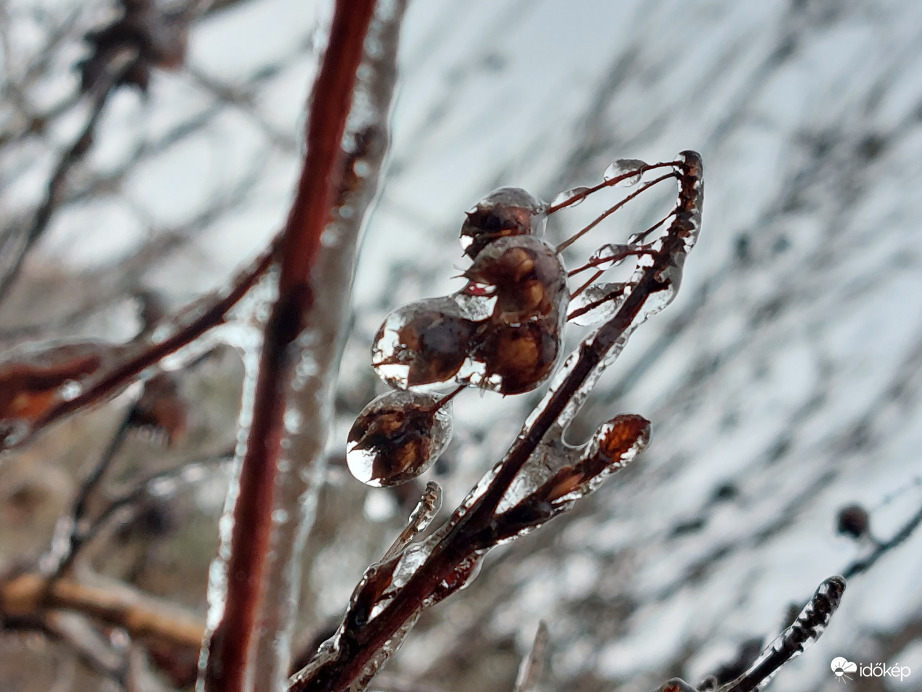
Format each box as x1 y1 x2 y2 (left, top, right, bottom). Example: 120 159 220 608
551 186 591 209
603 158 647 185
347 390 453 487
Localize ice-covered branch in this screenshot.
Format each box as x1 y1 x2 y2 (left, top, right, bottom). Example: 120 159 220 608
200 1 394 690
289 154 704 692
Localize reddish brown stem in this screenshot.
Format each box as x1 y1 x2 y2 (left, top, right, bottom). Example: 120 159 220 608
203 2 376 691
555 172 676 253
28 247 274 439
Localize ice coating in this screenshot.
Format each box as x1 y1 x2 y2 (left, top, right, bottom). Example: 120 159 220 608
494 414 650 535
719 576 846 692
588 243 634 271
425 551 485 606
463 236 568 324
371 296 476 389
568 282 629 326
604 158 647 185
347 390 453 487
460 186 548 259
0 339 124 449
459 236 569 395
550 185 591 209
381 481 442 561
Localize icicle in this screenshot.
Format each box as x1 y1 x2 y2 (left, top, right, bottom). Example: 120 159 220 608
514 621 549 692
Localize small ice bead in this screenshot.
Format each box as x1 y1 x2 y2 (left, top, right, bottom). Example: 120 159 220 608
371 297 476 389
550 186 591 209
461 187 547 259
346 390 453 487
603 158 647 185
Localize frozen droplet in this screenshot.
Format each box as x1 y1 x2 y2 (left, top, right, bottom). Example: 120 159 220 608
347 390 453 487
568 282 628 326
371 297 476 389
461 187 547 259
550 186 590 209
603 158 647 185
589 243 633 271
283 408 303 434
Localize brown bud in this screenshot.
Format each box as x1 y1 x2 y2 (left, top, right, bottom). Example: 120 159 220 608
836 504 870 540
347 391 453 487
128 372 188 446
463 237 567 322
372 300 476 389
472 320 560 395
460 187 546 259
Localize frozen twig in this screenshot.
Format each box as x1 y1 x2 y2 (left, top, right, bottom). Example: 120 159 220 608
718 576 846 692
289 154 704 692
200 1 384 690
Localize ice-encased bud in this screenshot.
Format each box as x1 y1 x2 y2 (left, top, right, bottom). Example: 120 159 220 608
371 297 476 389
542 414 650 503
347 390 453 487
469 320 561 395
603 158 647 185
581 414 651 469
460 187 547 259
463 236 568 323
